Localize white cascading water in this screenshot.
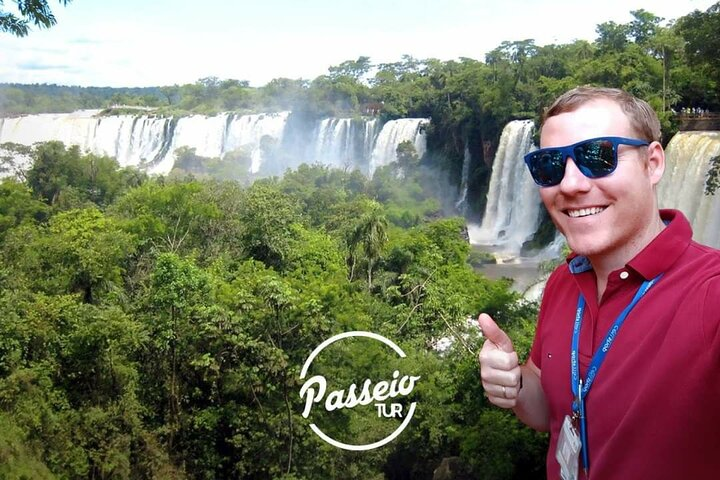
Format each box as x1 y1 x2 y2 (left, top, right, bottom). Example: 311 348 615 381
312 118 379 172
369 118 428 174
468 119 540 257
0 110 291 175
94 115 175 171
0 112 427 177
657 131 720 248
455 142 471 213
223 112 290 173
363 119 379 168
0 110 104 151
314 118 352 169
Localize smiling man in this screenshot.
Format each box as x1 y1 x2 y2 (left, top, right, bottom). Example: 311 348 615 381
478 86 720 479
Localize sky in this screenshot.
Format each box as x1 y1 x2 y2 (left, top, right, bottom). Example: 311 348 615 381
0 0 717 88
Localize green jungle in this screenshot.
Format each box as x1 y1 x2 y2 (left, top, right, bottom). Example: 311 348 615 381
0 3 719 479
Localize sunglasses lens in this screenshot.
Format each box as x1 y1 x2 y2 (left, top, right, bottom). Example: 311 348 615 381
574 139 616 178
528 150 565 187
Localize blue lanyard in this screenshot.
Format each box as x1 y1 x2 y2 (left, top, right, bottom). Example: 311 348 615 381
570 273 662 474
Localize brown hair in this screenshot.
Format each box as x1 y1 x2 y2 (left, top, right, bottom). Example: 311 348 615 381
542 86 661 142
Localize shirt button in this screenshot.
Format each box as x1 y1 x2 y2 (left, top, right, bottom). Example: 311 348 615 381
620 271 629 280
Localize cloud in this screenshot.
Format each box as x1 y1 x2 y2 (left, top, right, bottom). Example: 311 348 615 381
1 0 717 88
68 37 104 45
17 61 73 71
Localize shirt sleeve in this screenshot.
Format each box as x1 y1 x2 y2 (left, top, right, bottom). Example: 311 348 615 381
701 274 720 364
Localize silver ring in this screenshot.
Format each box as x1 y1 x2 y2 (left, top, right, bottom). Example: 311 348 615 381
502 386 507 398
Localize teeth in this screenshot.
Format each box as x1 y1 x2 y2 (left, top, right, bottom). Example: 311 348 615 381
568 207 605 218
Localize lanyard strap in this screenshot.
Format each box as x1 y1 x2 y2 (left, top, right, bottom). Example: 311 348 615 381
570 273 662 473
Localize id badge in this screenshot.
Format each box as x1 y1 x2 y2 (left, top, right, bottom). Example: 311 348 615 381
556 415 581 480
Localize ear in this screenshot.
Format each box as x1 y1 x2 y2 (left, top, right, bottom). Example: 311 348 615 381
646 141 665 186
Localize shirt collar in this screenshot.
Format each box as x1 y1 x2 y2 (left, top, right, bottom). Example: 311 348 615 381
566 209 693 279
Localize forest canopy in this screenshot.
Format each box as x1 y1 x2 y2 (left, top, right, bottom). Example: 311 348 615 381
0 140 546 478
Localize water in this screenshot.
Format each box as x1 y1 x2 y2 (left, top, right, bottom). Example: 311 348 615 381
455 142 471 213
0 111 428 178
369 118 428 174
469 119 541 255
474 232 564 301
657 131 720 248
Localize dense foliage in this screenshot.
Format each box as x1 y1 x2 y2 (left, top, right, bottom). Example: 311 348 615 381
0 0 71 37
0 142 547 479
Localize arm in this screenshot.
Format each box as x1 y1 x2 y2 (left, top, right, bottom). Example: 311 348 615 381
513 359 549 431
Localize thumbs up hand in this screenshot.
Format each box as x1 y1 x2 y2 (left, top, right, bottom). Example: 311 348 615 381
478 313 523 408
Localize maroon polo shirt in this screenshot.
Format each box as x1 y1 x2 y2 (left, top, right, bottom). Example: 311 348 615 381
530 209 720 479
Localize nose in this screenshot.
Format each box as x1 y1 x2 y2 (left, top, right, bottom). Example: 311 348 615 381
558 157 592 195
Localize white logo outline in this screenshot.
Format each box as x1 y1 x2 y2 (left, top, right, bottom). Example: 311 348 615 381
299 331 418 451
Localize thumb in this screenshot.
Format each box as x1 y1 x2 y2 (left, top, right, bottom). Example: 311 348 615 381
478 313 514 353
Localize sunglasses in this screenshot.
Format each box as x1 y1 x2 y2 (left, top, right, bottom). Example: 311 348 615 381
523 136 650 187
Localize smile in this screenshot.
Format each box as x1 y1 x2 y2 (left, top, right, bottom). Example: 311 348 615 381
566 206 606 218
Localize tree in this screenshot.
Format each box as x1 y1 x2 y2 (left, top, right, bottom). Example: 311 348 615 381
0 178 47 240
677 2 720 70
348 199 388 289
159 85 180 105
143 253 211 451
705 154 720 195
596 21 630 52
395 140 420 176
0 0 71 37
328 56 373 82
237 181 302 269
650 26 684 113
3 208 137 302
110 180 220 254
676 2 720 108
25 141 140 208
628 9 664 48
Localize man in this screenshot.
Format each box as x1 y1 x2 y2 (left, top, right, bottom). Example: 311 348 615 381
478 86 720 479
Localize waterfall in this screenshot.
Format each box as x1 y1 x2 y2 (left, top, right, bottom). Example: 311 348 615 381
153 111 290 174
0 111 426 177
455 142 471 213
0 110 103 151
0 110 179 172
314 118 352 168
223 112 290 173
369 118 428 174
657 131 720 248
311 117 379 173
364 119 379 168
468 120 540 256
0 110 291 175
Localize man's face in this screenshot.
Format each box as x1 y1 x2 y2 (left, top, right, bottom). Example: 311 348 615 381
538 99 663 261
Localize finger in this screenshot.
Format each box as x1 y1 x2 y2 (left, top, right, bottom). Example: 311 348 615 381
479 347 519 371
482 385 519 408
480 367 521 391
478 313 514 353
486 396 518 409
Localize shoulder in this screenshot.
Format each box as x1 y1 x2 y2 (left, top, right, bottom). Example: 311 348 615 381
537 262 575 324
544 261 573 292
697 274 720 354
676 241 720 353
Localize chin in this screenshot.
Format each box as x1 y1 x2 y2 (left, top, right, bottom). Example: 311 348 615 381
565 236 607 258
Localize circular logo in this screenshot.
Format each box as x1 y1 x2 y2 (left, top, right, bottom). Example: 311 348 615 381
299 331 420 451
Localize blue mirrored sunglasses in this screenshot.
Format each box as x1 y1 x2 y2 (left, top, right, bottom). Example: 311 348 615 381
523 136 650 187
